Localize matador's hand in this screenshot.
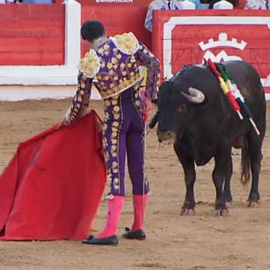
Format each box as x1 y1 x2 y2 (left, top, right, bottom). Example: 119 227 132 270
144 97 152 122
80 108 93 118
58 118 70 129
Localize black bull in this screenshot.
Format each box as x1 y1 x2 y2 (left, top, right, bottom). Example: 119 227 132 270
154 60 266 215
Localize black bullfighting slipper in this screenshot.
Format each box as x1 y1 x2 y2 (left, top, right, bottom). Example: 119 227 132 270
81 235 118 245
122 227 146 240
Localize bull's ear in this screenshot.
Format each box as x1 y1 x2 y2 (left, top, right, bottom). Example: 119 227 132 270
158 80 174 100
181 87 205 104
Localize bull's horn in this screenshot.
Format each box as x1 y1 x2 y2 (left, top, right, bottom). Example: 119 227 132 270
182 87 205 104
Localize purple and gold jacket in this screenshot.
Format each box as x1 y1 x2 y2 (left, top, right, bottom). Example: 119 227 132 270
65 32 160 123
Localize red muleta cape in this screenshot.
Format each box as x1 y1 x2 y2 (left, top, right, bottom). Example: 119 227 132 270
0 111 106 240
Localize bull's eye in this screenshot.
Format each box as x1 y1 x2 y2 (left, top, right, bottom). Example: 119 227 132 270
178 104 187 112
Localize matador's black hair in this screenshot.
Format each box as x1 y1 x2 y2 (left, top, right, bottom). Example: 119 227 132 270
81 20 105 42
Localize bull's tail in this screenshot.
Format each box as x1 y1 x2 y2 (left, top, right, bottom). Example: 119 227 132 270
241 137 251 185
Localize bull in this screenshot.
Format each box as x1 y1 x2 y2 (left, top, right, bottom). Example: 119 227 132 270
155 60 266 215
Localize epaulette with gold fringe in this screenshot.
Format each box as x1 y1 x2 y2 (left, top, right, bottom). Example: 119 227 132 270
79 49 100 78
111 32 139 55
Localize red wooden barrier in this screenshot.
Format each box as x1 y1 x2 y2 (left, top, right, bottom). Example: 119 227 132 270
77 0 151 7
81 5 151 56
0 1 252 67
0 5 65 65
152 10 270 83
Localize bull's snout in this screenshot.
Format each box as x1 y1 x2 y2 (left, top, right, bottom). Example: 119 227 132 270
157 131 175 142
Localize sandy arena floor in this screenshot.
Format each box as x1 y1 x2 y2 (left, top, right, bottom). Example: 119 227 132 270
0 99 270 270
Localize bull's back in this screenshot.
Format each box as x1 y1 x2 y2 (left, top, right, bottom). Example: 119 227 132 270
224 60 264 98
224 60 266 135
178 61 266 164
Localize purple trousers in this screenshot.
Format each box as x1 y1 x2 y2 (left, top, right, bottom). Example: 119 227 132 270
103 86 149 196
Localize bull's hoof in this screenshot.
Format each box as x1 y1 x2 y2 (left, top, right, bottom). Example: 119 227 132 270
180 208 196 216
224 194 233 204
214 208 229 217
222 208 229 216
247 192 260 204
247 201 260 207
225 201 233 208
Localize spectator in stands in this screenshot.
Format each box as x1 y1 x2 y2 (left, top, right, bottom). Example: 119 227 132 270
145 0 203 32
245 0 269 9
188 0 203 8
23 0 52 3
209 0 236 8
1 0 19 3
145 0 181 32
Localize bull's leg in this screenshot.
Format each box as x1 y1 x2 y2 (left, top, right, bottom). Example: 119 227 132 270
174 145 196 215
224 147 233 204
246 133 263 205
212 148 231 216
